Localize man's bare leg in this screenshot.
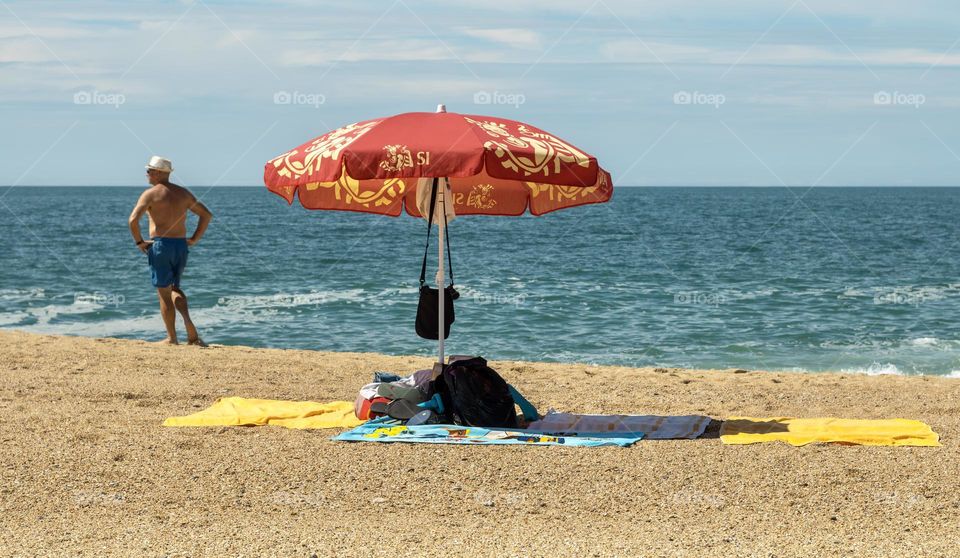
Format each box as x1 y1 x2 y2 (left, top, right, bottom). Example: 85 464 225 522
156 287 178 344
172 287 206 346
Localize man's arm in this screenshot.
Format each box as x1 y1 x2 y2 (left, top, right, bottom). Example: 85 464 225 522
128 190 152 253
187 197 213 246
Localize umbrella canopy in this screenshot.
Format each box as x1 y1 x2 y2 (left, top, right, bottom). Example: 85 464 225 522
264 109 613 215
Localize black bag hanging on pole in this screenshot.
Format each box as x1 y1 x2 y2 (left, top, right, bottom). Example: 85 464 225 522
416 178 459 340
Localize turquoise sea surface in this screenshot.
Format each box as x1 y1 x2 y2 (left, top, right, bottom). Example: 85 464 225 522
2 186 959 375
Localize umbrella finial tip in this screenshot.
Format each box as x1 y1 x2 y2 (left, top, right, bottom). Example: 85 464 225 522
436 104 446 113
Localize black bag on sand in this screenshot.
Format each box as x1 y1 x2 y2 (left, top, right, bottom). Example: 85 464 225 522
415 177 459 340
431 357 519 428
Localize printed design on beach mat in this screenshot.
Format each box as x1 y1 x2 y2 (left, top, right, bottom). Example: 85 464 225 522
269 120 381 180
363 424 564 444
464 117 591 178
379 145 414 172
466 184 497 210
364 425 408 438
304 175 406 208
337 418 643 447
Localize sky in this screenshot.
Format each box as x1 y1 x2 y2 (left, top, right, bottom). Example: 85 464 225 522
1 0 959 187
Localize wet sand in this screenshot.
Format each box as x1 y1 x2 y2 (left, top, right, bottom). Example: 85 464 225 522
1 330 958 557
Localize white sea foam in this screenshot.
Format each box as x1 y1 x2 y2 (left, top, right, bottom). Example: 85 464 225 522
840 362 902 376
15 314 162 337
909 337 940 347
725 288 776 301
0 290 125 327
213 288 424 309
783 288 831 297
215 289 366 309
26 301 104 325
840 287 868 298
837 363 959 378
0 288 46 302
787 350 960 377
0 311 30 326
13 298 291 337
373 287 419 305
728 340 765 348
0 294 106 328
4 288 411 337
838 284 960 304
881 285 959 304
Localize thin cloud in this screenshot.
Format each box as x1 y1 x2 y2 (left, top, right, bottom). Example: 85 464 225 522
281 40 455 65
0 37 59 63
602 40 960 67
461 28 543 50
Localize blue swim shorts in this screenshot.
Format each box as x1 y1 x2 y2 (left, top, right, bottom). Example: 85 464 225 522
147 237 189 288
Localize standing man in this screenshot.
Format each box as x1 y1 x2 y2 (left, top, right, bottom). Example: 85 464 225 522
128 156 213 346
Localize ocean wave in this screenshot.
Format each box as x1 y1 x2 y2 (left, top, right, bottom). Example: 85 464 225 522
0 288 46 302
14 314 162 337
839 284 960 304
729 340 766 347
840 287 869 298
3 287 420 337
665 288 779 303
838 362 960 377
27 301 105 325
724 288 776 301
776 366 812 373
819 336 960 351
840 362 902 376
215 290 366 309
212 287 422 310
13 298 294 337
0 290 123 327
0 311 30 326
767 364 960 377
783 287 832 297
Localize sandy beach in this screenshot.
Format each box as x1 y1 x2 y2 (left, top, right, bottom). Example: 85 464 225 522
2 330 959 557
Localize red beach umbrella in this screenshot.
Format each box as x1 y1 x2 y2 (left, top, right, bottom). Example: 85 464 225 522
264 105 613 366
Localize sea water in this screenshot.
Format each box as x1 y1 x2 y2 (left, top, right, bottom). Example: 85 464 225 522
2 186 959 376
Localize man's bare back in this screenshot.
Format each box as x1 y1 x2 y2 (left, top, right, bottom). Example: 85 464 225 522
141 183 202 238
129 180 213 246
141 182 197 239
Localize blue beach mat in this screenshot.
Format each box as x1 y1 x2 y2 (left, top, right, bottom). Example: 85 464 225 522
333 417 644 447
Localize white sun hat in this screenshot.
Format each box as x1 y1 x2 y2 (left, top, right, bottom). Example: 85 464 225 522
415 177 456 225
145 156 173 173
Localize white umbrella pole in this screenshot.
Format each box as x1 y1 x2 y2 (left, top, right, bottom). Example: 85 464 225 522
436 177 446 368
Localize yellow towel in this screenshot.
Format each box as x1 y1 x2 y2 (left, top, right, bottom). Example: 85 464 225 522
720 417 940 447
163 397 363 430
